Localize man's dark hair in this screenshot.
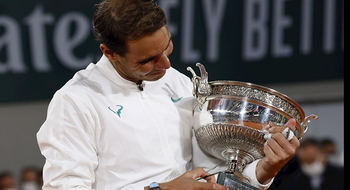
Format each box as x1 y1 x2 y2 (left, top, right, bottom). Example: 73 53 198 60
0 172 13 180
300 138 320 149
93 0 167 56
320 138 336 147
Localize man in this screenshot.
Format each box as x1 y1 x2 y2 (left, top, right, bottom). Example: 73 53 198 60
320 138 343 167
20 167 41 190
37 0 300 189
0 172 17 190
269 138 344 190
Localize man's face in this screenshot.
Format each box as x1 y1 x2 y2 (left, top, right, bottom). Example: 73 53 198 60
322 144 336 156
21 170 38 182
112 26 173 83
0 176 16 189
297 145 321 164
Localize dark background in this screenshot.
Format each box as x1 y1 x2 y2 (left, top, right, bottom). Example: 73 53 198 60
0 0 344 102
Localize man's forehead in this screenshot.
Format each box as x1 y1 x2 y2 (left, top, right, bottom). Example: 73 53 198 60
126 26 170 58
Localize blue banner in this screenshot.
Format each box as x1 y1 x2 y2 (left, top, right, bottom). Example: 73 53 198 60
0 0 344 102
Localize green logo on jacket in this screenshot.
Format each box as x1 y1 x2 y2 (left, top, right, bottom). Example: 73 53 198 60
108 105 123 118
171 97 183 103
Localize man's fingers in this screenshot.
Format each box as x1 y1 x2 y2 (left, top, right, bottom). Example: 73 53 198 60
289 136 301 149
265 132 300 163
267 119 297 133
285 118 297 131
204 174 217 184
189 168 211 180
267 123 286 134
191 168 217 183
189 168 228 190
282 128 294 141
263 142 277 161
266 135 289 158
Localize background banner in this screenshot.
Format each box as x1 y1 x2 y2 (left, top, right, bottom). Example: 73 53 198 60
0 0 344 102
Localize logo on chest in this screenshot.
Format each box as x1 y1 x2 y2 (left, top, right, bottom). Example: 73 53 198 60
108 105 124 118
171 96 183 103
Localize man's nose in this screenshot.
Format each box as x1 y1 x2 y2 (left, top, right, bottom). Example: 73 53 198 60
157 53 171 70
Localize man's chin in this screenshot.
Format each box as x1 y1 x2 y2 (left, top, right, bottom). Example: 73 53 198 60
146 70 167 81
147 75 165 82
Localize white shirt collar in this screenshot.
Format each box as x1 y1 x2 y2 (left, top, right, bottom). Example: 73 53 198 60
96 55 167 91
96 55 140 90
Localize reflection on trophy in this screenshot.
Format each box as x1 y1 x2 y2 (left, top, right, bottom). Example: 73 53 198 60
187 63 318 190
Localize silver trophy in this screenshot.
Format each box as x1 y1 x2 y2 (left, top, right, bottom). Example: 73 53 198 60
187 63 318 190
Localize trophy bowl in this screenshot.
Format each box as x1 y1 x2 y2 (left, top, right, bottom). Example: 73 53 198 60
188 63 318 189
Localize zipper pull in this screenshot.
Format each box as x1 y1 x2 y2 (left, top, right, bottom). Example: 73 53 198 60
136 81 144 91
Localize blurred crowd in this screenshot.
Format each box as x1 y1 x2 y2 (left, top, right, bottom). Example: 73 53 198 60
0 138 344 190
270 137 344 190
0 167 42 190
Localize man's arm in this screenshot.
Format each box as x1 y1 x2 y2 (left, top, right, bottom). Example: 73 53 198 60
144 168 228 190
37 91 98 190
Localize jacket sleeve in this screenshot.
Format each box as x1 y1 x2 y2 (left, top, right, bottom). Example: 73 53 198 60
37 91 99 190
242 159 274 189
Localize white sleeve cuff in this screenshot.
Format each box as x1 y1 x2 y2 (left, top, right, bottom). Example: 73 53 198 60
242 159 274 189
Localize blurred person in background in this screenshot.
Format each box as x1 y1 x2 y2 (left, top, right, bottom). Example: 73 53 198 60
20 167 40 190
36 0 301 189
269 138 344 190
320 138 344 167
0 172 17 190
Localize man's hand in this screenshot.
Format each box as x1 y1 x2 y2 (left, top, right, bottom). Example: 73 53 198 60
256 119 301 184
145 168 228 190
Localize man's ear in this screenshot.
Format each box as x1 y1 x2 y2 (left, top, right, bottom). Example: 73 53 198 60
100 44 119 63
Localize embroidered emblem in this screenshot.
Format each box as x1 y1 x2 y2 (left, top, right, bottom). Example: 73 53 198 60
171 97 183 103
108 105 124 118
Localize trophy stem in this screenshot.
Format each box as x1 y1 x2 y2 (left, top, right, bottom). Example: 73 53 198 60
219 149 256 190
226 159 238 174
222 149 240 174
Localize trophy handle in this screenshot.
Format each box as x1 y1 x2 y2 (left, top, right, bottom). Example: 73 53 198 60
301 114 319 135
186 66 201 97
187 63 212 104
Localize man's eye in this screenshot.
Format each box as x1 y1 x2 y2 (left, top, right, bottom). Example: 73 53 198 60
140 60 149 64
139 58 152 64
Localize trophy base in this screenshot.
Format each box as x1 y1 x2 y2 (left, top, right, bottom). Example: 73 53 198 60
217 172 259 190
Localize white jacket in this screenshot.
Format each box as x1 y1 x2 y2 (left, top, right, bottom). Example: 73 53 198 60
37 56 271 189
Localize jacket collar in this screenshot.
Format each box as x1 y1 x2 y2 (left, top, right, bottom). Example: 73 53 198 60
96 55 166 91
